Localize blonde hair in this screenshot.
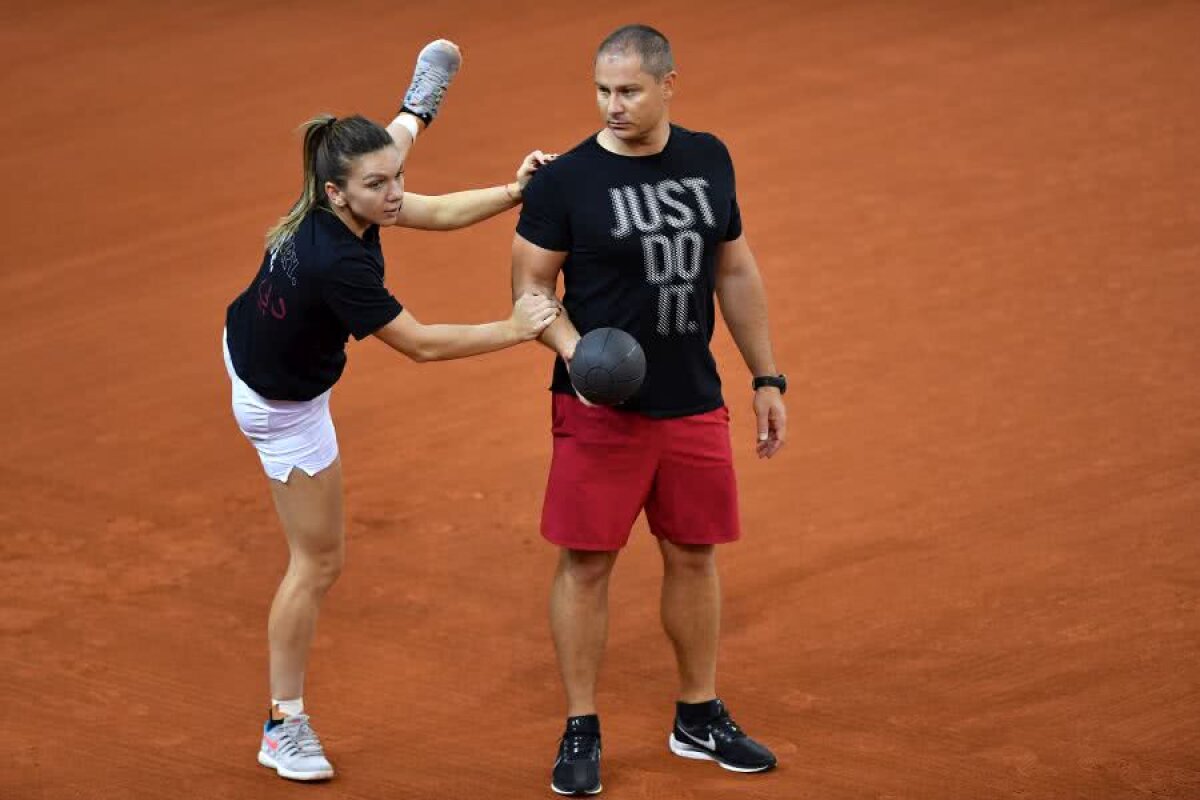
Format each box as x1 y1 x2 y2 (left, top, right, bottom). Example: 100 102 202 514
266 114 394 251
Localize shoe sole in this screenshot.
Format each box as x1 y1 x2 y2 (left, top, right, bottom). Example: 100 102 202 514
258 749 334 781
550 780 603 796
668 734 775 773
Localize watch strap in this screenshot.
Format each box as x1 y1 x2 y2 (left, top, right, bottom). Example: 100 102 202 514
752 374 787 394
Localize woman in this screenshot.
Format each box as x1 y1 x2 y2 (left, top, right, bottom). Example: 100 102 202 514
223 43 557 782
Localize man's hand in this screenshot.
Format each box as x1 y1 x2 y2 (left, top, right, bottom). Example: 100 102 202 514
559 331 578 364
752 388 786 458
561 335 596 406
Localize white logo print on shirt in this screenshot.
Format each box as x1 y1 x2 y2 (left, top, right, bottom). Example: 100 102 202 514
268 237 300 287
608 178 717 336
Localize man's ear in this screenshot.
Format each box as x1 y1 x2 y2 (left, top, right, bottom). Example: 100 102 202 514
661 70 677 101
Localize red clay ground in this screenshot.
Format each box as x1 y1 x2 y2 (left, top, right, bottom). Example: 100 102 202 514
2 1 1198 798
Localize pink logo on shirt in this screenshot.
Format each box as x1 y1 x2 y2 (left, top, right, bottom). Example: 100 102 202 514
257 279 287 320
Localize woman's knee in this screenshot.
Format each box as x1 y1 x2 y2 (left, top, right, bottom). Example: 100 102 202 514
290 542 345 592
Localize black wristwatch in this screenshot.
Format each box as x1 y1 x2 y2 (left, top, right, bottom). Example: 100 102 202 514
400 105 434 127
752 374 787 394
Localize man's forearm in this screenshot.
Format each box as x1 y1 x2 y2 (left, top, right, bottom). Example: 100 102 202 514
513 277 578 358
717 269 779 376
535 310 580 359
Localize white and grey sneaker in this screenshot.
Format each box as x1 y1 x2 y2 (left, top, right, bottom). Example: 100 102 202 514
400 39 462 125
257 714 334 781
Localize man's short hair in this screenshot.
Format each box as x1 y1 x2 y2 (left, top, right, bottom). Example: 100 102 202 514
596 24 674 79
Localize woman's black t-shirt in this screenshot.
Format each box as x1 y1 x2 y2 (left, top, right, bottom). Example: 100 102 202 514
516 125 742 418
225 209 403 401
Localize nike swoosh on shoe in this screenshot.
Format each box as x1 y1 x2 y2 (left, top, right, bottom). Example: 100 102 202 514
680 728 716 750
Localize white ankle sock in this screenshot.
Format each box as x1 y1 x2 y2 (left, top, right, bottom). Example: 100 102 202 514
272 697 304 717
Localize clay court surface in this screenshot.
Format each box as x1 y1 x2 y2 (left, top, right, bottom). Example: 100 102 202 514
2 1 1198 797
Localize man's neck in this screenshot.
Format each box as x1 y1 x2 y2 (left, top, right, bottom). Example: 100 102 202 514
597 120 671 157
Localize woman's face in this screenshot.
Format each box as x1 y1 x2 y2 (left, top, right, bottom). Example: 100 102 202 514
325 145 405 233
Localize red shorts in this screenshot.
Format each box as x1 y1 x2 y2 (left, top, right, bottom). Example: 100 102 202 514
541 393 741 551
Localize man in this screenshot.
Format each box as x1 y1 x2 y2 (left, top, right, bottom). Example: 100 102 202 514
512 24 787 796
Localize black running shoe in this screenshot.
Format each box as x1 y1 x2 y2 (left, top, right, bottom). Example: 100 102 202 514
551 715 602 795
669 699 776 773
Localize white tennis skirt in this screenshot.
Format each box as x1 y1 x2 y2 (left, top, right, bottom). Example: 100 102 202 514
222 330 339 482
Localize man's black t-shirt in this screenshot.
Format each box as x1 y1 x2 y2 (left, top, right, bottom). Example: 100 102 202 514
225 209 403 401
517 125 742 418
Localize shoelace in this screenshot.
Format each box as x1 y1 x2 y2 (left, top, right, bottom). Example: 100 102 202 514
406 65 450 111
559 732 600 761
280 720 325 757
693 711 745 744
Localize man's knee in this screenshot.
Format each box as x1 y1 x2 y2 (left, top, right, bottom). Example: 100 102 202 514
660 541 717 575
559 548 618 586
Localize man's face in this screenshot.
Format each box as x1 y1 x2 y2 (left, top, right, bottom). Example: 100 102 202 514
594 52 674 141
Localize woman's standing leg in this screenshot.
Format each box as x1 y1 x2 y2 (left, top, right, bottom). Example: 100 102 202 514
256 458 344 781
266 458 345 701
